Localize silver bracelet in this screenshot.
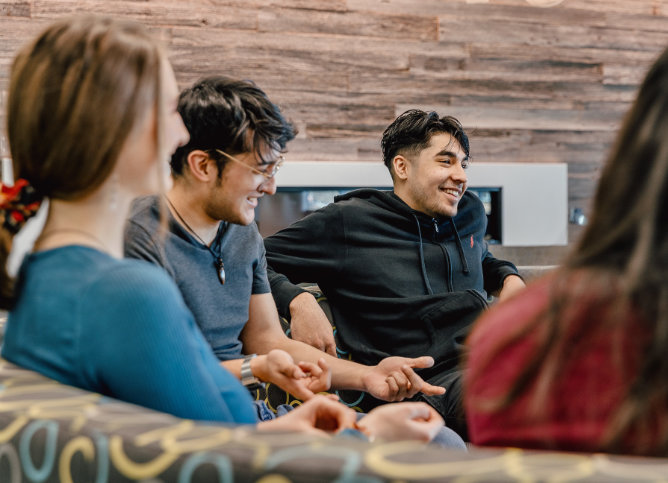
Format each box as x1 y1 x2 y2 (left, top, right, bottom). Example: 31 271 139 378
240 354 263 389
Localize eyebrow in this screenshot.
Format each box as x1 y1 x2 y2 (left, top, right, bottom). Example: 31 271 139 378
256 155 284 167
435 149 470 161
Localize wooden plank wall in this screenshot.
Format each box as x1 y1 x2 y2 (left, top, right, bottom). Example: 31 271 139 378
1 0 667 263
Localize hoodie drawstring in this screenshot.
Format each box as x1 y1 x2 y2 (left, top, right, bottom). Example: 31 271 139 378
413 215 470 296
413 214 434 295
450 219 470 274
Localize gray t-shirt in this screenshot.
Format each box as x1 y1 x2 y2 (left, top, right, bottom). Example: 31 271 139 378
124 195 271 360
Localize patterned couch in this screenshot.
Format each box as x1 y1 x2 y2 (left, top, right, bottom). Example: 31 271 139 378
1 359 667 482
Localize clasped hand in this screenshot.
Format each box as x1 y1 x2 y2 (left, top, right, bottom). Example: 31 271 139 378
254 349 331 400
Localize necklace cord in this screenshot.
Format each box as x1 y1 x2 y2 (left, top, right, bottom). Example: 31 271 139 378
165 196 226 284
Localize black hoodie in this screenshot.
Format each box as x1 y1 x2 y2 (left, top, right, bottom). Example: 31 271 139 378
264 189 519 376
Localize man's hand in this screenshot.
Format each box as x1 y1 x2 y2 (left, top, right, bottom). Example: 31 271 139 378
257 395 357 436
254 349 332 400
355 402 444 443
496 274 526 302
288 292 337 356
361 356 446 402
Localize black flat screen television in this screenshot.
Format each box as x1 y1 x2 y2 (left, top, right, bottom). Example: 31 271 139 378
256 186 502 244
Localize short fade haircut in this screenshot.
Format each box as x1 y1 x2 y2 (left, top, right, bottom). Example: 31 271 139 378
381 109 470 178
170 75 297 177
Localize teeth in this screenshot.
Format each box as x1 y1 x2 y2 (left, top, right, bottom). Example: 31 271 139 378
444 189 460 197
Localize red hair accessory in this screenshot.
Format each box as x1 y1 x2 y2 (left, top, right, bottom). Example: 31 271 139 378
0 179 42 234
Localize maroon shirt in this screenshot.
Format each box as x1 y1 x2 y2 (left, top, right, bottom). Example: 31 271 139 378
464 272 662 455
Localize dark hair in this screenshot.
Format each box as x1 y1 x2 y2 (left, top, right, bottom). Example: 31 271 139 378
565 46 668 454
470 46 668 456
381 109 470 178
170 76 296 177
1 16 165 309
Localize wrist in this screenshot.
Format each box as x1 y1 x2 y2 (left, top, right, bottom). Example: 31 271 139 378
355 366 376 392
289 291 316 314
249 354 268 381
242 354 264 389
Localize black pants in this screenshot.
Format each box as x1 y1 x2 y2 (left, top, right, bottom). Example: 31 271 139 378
413 369 468 441
347 368 469 441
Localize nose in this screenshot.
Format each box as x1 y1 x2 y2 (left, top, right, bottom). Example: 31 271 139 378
259 175 277 195
452 161 467 185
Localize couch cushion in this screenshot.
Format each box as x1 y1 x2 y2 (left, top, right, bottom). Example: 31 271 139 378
1 359 666 481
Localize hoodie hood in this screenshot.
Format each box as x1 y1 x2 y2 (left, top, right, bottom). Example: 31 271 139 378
334 188 485 236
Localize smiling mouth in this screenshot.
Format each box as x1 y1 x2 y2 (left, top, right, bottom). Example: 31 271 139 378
441 187 462 199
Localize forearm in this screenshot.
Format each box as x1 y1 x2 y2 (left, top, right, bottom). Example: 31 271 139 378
273 336 368 391
495 274 526 301
244 325 367 391
243 292 365 390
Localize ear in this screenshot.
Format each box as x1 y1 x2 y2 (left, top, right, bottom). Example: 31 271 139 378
185 150 217 182
392 155 410 181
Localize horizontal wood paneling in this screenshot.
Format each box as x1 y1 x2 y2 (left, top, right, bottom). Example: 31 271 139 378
31 1 259 29
259 8 440 41
1 0 667 261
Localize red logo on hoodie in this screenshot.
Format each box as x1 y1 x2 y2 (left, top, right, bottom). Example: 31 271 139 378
470 235 474 248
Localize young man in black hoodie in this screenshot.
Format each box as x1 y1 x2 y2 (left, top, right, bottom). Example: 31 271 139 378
264 109 526 438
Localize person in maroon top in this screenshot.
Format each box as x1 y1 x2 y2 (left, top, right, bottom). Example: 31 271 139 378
464 45 668 457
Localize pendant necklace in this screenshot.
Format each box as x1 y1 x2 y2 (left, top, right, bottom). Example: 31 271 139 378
165 197 226 285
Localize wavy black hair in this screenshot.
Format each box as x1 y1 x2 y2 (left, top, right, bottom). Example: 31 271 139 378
381 109 470 179
171 76 296 177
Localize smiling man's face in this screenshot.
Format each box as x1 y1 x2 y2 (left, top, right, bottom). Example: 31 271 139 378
397 132 468 219
203 146 280 226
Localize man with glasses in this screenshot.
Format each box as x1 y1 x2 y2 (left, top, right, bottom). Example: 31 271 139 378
124 77 447 419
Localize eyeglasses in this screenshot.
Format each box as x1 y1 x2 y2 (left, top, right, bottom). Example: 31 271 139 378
215 149 284 180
